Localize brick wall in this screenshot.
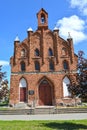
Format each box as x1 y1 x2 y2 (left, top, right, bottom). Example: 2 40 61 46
9 8 78 106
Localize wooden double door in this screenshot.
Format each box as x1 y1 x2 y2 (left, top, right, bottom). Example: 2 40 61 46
39 82 53 105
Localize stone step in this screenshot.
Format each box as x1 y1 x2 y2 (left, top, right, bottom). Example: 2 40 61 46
55 108 87 114
35 108 87 114
35 108 55 114
0 107 87 115
0 109 34 115
14 103 27 108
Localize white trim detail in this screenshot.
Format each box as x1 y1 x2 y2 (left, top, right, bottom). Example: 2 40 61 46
19 78 27 88
63 77 70 97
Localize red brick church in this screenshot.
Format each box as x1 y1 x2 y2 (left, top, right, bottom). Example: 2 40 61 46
10 8 78 107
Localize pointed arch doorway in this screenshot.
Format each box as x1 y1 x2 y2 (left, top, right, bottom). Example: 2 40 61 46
39 79 54 106
63 76 70 97
19 78 27 102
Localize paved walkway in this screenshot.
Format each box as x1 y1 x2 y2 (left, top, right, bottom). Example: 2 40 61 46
0 113 87 120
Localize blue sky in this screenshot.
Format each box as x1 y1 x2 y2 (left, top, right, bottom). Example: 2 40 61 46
0 0 87 82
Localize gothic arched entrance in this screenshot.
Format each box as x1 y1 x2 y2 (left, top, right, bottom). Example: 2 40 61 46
39 79 53 106
19 78 27 102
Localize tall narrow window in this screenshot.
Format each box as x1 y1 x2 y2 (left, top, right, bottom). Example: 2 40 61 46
48 48 53 56
35 48 40 56
63 61 68 70
49 61 54 71
21 49 26 57
62 48 66 56
21 61 26 71
35 61 40 71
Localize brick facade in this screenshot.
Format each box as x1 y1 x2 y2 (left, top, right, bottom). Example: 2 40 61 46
10 8 78 106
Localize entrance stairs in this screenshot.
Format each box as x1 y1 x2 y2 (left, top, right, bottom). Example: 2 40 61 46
55 108 87 114
0 109 33 115
35 106 55 114
0 107 87 115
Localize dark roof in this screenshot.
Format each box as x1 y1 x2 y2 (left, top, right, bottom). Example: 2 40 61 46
37 8 48 16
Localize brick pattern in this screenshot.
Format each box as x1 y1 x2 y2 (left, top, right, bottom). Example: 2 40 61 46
10 8 78 106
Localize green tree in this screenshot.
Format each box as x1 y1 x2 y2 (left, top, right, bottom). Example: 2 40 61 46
68 51 87 102
0 65 9 102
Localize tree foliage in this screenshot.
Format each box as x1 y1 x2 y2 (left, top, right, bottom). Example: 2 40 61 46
0 65 6 79
0 65 9 102
68 51 87 101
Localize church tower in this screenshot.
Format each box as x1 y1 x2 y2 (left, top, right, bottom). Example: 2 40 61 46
37 8 48 30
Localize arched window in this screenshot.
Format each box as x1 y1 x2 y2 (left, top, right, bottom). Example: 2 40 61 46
21 61 26 71
19 78 27 88
35 61 40 71
63 60 69 70
21 49 26 57
35 48 40 56
49 61 54 71
62 48 66 56
63 77 71 97
48 48 53 56
41 14 45 24
40 79 49 85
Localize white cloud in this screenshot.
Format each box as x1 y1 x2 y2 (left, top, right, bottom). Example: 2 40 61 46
70 0 87 15
56 15 87 44
0 61 9 66
83 8 87 15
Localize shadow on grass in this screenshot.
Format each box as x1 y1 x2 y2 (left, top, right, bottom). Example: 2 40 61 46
42 121 87 130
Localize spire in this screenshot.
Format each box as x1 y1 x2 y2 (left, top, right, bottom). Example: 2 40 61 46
27 27 33 32
53 26 59 31
53 26 59 35
14 35 20 42
68 32 72 39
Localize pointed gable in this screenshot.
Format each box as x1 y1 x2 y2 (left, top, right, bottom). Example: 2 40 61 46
37 8 48 16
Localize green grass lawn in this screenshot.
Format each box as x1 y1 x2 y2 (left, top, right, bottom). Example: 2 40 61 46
0 120 87 130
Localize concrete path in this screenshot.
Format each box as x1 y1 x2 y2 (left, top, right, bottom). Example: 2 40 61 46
0 113 87 120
